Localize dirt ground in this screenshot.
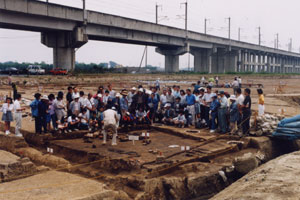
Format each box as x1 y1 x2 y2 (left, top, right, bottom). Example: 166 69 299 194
0 74 300 199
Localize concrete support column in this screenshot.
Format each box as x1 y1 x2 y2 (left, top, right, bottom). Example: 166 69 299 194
247 52 251 72
269 56 274 73
252 54 257 72
53 48 75 70
240 51 245 72
225 50 238 73
257 55 262 73
41 28 88 71
156 46 188 73
191 49 211 73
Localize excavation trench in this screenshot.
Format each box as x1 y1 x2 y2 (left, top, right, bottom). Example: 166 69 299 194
11 126 300 200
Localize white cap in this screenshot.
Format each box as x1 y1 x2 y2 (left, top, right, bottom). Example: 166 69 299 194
41 95 48 100
132 87 137 90
229 95 237 101
164 103 171 108
74 94 80 99
116 93 121 97
139 88 144 92
146 90 152 95
111 107 116 110
97 94 102 98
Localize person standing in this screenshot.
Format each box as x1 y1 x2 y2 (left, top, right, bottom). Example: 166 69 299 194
210 94 220 133
215 76 219 86
54 92 66 123
242 88 252 135
236 88 245 129
38 95 49 134
1 97 14 135
14 94 25 137
232 77 239 95
185 89 196 125
30 93 41 134
48 94 57 130
127 87 136 107
66 86 73 116
229 95 239 135
218 91 228 134
102 107 119 146
203 86 213 127
257 89 265 116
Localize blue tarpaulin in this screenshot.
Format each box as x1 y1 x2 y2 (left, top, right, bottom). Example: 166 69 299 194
273 115 300 140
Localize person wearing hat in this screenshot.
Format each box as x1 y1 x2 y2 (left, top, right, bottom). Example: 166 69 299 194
162 103 175 125
38 95 49 134
69 94 81 116
102 106 119 145
127 87 136 107
218 91 228 134
30 93 41 134
229 95 239 135
120 90 129 118
209 94 220 133
131 88 146 111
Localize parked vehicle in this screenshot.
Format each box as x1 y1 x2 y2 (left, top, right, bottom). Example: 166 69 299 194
1 67 20 75
49 68 68 75
27 65 45 75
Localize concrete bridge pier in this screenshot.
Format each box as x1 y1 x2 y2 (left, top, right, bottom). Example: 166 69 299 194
156 46 188 73
41 28 88 71
257 54 262 73
226 50 238 73
238 51 244 72
191 48 211 73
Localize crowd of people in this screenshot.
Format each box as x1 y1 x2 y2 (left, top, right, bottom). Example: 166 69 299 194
0 76 265 144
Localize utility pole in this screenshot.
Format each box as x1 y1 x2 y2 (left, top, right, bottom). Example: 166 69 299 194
257 26 261 46
289 38 293 52
145 46 148 68
276 33 279 49
238 27 241 41
155 3 162 24
82 0 87 24
180 1 188 31
204 18 207 35
226 17 231 40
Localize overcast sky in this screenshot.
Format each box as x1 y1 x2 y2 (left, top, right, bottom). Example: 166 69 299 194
0 0 299 69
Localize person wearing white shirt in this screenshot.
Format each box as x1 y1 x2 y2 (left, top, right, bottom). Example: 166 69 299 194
13 94 25 137
236 88 245 126
160 89 167 108
72 87 80 100
1 97 14 135
127 87 136 107
102 108 119 145
108 84 116 98
232 77 240 94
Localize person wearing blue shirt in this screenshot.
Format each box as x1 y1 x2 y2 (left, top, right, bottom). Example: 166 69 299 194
229 95 239 135
30 93 41 134
148 93 159 123
186 89 196 125
210 94 220 133
218 91 228 134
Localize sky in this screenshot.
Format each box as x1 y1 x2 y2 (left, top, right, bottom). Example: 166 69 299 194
0 0 300 69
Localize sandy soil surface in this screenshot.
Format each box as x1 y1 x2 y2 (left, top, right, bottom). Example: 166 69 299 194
0 171 126 200
211 150 300 200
